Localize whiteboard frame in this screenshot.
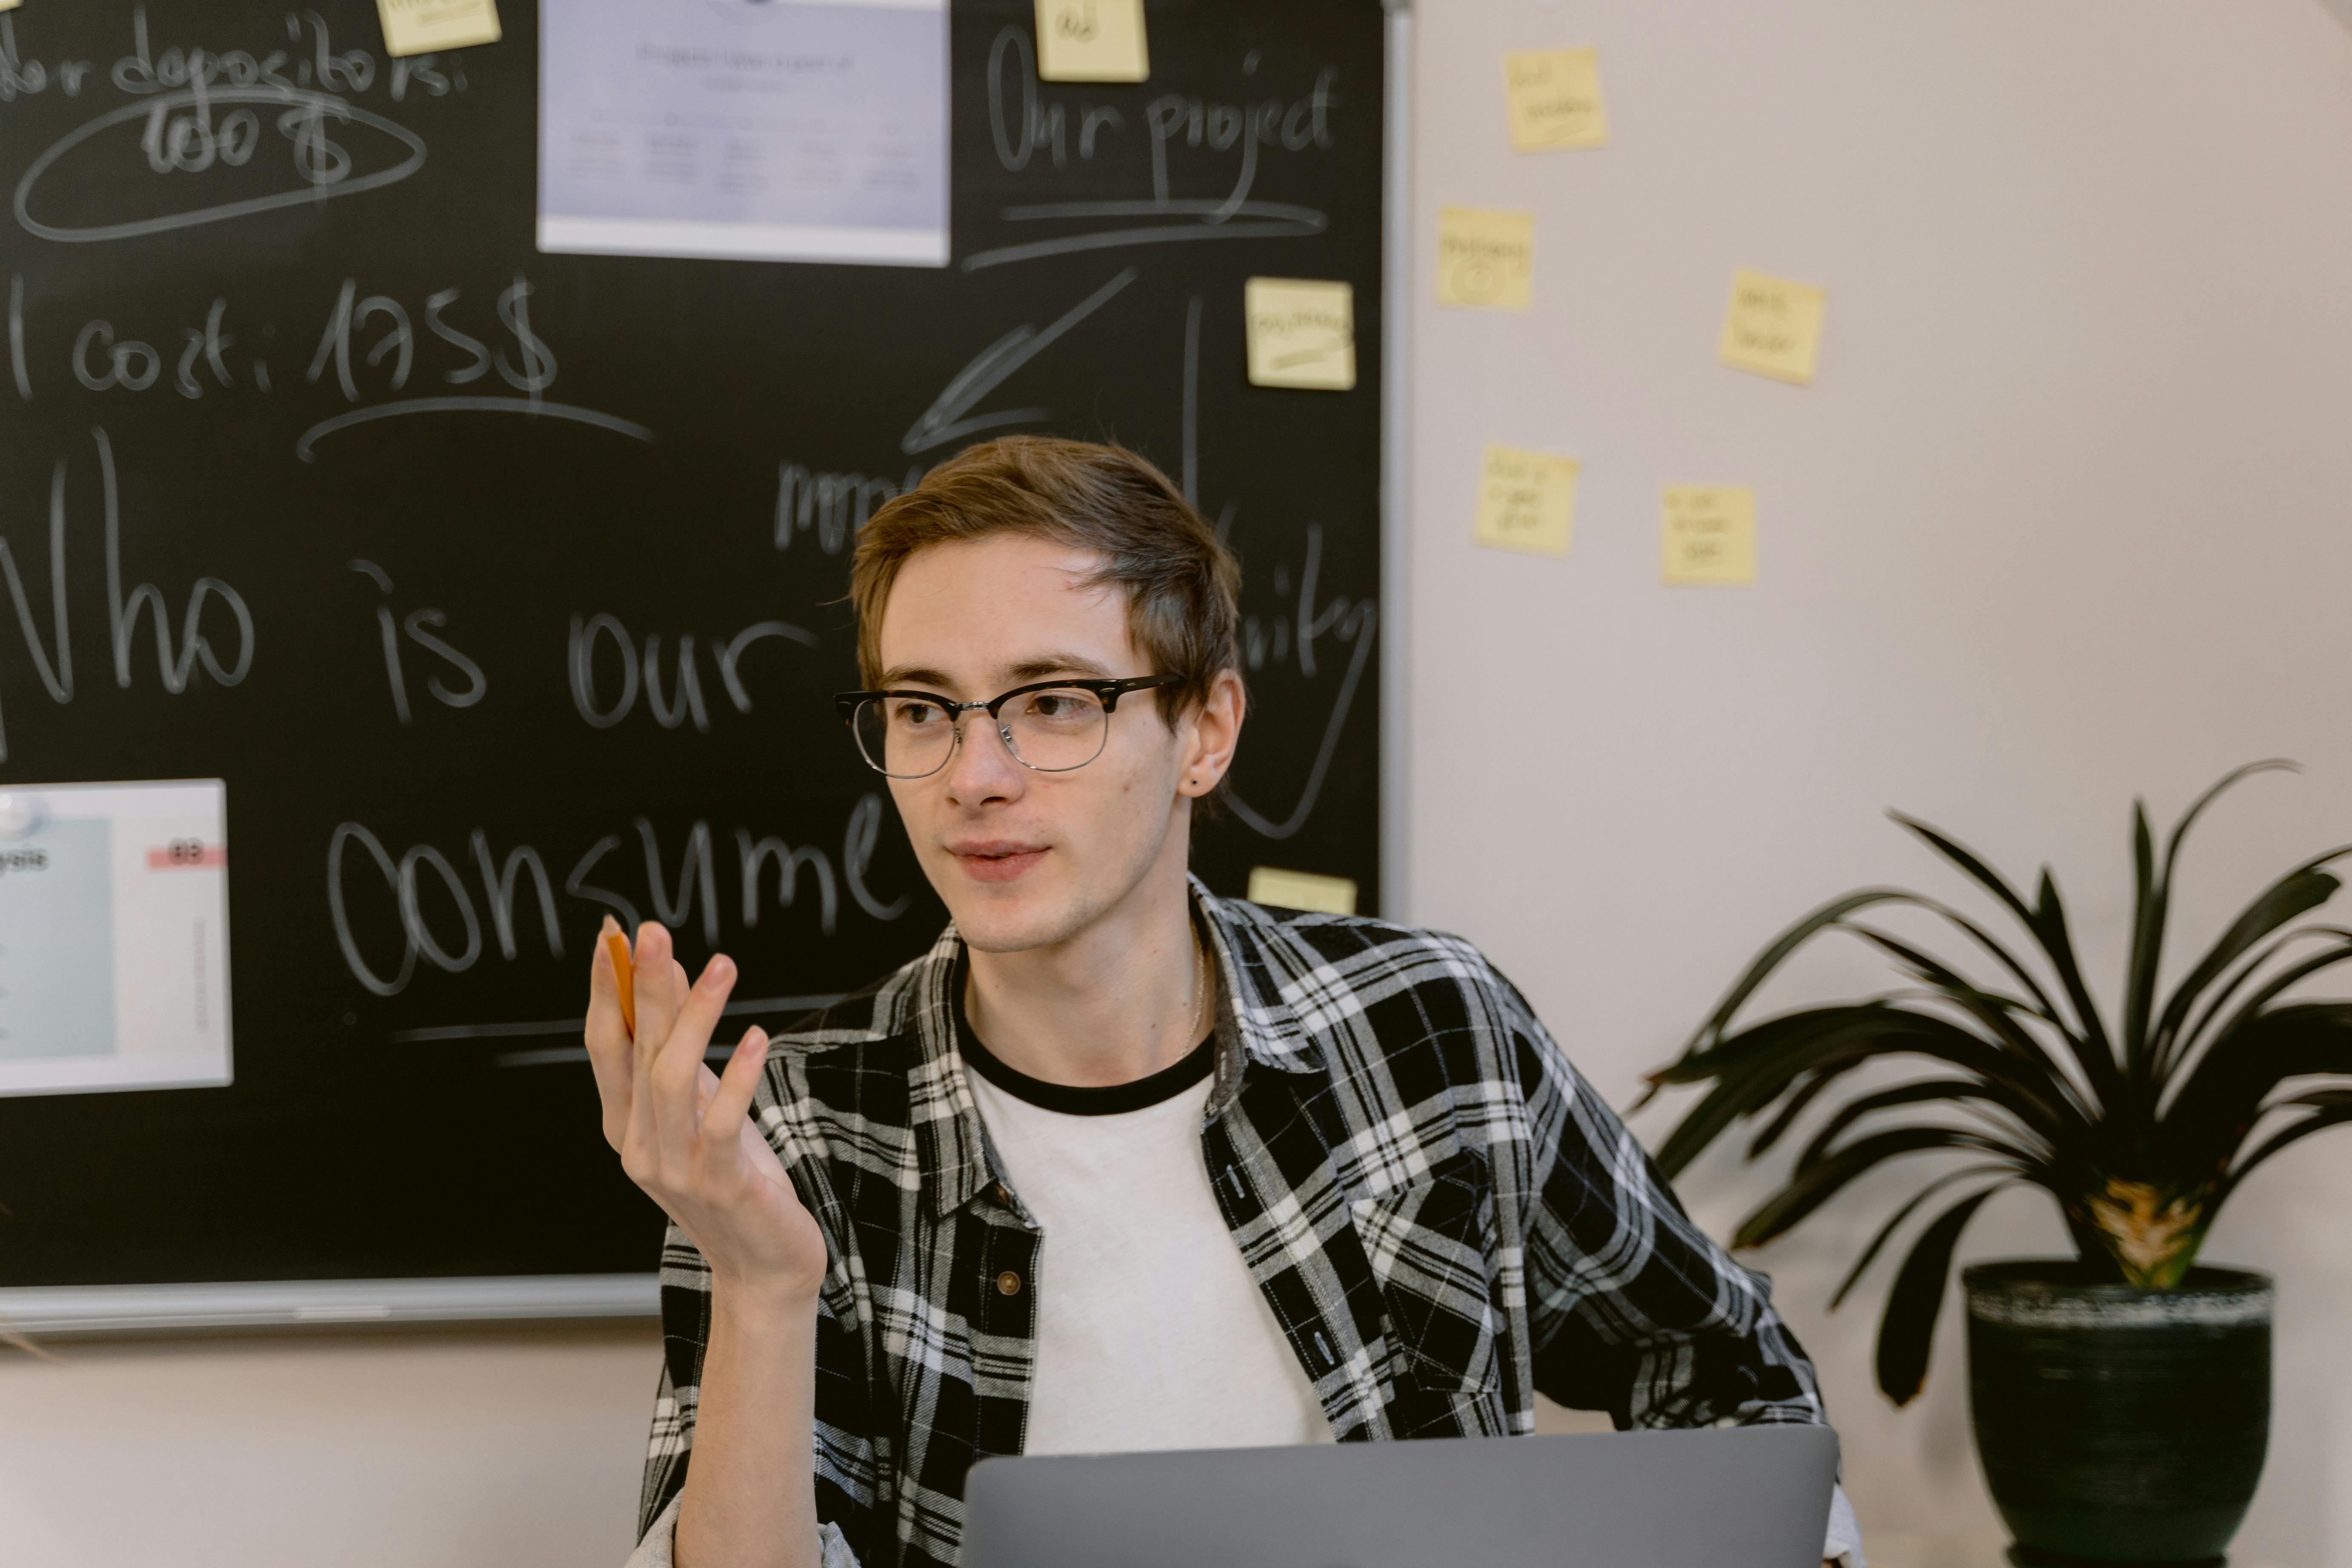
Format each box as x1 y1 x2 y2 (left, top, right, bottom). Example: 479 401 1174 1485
0 1273 660 1339
0 8 1413 1340
1379 0 1413 921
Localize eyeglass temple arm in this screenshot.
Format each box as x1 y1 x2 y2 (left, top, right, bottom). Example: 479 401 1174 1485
1100 674 1181 712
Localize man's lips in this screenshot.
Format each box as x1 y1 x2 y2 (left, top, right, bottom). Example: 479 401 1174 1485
947 841 1048 883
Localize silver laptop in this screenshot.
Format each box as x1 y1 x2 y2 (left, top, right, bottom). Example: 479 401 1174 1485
961 1426 1839 1568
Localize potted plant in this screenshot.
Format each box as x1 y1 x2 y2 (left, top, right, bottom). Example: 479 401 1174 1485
1641 762 2352 1563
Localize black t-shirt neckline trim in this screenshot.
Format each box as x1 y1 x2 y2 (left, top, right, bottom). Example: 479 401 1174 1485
954 962 1213 1117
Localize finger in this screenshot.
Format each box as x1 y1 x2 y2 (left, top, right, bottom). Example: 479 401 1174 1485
631 923 677 1072
702 1026 770 1150
633 953 698 1167
650 952 739 1165
583 916 635 1145
623 932 671 1166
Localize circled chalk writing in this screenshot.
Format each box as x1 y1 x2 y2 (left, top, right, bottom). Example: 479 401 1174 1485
14 89 427 243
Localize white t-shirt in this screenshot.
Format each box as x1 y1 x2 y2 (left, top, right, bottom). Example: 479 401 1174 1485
961 1027 1335 1455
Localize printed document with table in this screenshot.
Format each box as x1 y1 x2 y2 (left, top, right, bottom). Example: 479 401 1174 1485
0 780 231 1098
538 0 950 266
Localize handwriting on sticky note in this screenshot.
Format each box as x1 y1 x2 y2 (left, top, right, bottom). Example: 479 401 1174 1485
1245 278 1356 392
1475 444 1577 557
1503 48 1609 153
377 0 499 57
1035 0 1148 83
1719 269 1826 385
1437 208 1534 311
1662 486 1756 584
1248 867 1358 916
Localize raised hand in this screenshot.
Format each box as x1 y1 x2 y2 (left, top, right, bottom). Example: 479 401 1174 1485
584 917 827 1300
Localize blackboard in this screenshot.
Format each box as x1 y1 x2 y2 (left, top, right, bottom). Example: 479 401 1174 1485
0 0 1385 1290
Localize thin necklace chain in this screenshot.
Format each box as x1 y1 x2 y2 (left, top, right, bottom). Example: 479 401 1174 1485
1186 919 1212 1046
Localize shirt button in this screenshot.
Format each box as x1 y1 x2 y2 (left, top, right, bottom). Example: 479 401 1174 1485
995 1270 1022 1296
992 1183 1012 1206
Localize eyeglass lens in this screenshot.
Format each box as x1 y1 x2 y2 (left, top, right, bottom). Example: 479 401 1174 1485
852 688 1113 778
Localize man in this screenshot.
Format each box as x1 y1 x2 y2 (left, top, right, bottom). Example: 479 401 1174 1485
586 436 1864 1568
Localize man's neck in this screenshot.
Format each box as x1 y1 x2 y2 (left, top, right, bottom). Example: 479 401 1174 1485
962 864 1204 1090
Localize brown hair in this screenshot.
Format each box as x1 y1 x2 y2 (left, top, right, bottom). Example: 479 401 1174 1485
849 436 1242 728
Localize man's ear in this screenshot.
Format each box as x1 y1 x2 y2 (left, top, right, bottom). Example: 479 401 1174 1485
1176 668 1245 800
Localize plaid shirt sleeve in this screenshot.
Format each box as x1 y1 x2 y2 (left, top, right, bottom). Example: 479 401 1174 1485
629 1217 870 1568
1491 968 1830 1431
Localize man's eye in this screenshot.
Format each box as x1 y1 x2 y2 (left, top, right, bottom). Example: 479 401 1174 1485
893 701 945 727
1029 691 1102 721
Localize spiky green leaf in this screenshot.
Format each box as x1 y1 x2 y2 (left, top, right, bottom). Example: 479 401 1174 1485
2166 927 2352 1080
1888 812 2040 932
2215 1099 2352 1205
2161 760 2301 873
1652 1006 2079 1179
1670 890 1915 1063
1838 924 2094 1124
1734 1126 2034 1249
1877 1187 2005 1405
2158 1003 2352 1185
1746 1060 1868 1160
2027 868 2120 1088
1890 809 2120 1102
2149 857 2352 1074
1796 1079 2051 1172
1918 898 2070 1030
1831 1167 2016 1310
2123 800 2163 1079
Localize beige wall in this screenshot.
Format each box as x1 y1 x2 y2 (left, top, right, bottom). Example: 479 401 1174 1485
1403 1 2352 1564
0 1325 658 1567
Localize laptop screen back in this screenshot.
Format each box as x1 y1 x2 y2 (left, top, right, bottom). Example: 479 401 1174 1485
961 1425 1840 1568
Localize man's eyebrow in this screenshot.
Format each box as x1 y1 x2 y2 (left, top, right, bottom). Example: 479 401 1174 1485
876 666 956 690
874 654 1122 690
1007 652 1118 681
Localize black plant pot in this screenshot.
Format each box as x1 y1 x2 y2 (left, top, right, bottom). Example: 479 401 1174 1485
1964 1262 2272 1565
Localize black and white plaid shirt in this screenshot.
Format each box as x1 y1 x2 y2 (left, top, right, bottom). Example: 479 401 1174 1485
633 880 1833 1567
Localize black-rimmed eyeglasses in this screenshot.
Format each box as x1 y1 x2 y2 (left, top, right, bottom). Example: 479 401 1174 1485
834 676 1180 779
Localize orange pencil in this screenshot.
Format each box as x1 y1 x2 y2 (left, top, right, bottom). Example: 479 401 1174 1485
604 930 638 1039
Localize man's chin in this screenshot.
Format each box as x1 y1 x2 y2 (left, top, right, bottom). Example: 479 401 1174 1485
954 904 1087 954
946 881 1095 955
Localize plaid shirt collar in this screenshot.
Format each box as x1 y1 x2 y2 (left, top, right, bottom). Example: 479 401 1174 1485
895 876 1319 1222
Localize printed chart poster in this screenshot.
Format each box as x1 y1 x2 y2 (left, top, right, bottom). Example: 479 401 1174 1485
538 0 950 266
0 781 231 1098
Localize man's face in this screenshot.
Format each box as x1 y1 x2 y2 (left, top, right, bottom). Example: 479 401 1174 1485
873 533 1222 953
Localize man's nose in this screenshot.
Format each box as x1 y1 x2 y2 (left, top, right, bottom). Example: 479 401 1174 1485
943 710 1026 803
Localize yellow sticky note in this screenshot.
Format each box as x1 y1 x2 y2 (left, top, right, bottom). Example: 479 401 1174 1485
1436 207 1534 311
0 2 20 13
1503 48 1609 152
1245 278 1356 392
1662 486 1757 585
1035 0 1148 82
1719 269 1826 385
377 0 499 56
1248 867 1358 916
1474 444 1577 557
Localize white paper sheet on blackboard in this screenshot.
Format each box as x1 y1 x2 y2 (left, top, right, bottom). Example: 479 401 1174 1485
537 0 950 267
0 780 232 1099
